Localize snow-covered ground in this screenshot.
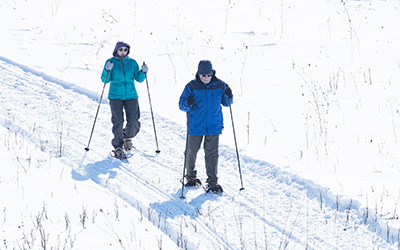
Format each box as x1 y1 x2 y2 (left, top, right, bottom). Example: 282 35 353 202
1 0 400 249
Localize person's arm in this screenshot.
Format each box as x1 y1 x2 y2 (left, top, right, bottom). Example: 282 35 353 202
179 85 193 112
133 60 146 83
221 83 233 106
101 59 113 83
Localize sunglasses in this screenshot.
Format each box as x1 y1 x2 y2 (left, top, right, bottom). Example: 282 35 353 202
118 48 128 52
201 74 212 77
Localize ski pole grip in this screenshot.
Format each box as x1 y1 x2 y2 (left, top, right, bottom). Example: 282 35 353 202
142 61 147 75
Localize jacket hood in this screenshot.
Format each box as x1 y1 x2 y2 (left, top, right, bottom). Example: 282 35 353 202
113 41 130 58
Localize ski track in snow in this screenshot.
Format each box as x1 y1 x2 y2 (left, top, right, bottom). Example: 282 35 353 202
0 58 396 249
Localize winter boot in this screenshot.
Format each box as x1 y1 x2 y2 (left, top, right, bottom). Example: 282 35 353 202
185 176 202 187
123 139 133 151
112 148 127 159
205 183 223 193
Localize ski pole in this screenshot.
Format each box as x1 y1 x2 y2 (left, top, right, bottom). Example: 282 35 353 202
228 95 245 191
180 104 193 199
143 62 161 154
85 70 110 151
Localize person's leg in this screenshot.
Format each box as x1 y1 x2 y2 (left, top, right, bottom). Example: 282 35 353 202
109 99 125 149
204 135 219 185
123 98 141 139
185 135 203 178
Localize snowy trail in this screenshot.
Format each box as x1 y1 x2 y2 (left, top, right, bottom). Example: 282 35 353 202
0 59 396 249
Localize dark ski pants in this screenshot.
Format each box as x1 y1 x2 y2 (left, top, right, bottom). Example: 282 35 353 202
185 134 219 185
109 99 140 149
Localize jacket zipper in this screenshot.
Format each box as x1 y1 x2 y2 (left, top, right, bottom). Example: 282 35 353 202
122 59 127 100
206 88 209 134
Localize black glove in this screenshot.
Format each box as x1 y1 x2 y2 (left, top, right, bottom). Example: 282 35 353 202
187 95 194 106
225 87 232 98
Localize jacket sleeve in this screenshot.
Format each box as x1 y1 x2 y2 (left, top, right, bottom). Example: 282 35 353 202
179 85 192 112
132 60 146 83
101 59 112 83
221 83 233 107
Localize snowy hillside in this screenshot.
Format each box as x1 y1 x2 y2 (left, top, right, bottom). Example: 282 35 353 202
1 0 400 249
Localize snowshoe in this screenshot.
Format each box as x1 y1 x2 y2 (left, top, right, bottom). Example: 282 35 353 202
185 177 202 187
205 183 223 194
123 139 133 151
111 148 127 159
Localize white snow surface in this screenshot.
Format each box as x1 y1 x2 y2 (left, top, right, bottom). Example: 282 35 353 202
1 0 400 249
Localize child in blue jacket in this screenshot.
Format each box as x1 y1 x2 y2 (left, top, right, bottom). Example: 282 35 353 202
179 60 233 193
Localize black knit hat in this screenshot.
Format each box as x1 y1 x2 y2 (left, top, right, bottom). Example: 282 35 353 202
197 60 213 75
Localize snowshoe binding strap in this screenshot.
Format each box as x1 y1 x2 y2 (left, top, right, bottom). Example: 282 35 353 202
123 139 134 151
206 183 223 193
185 177 202 187
112 148 127 159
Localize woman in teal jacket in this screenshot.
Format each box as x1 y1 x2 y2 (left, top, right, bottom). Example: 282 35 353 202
101 41 148 159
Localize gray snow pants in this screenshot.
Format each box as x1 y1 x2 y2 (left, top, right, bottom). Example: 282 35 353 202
185 134 219 185
109 99 140 149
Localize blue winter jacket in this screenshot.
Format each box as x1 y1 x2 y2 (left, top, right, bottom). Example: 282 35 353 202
179 75 232 135
101 56 145 100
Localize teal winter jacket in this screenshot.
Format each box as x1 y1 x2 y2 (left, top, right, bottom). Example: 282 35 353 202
101 56 145 100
